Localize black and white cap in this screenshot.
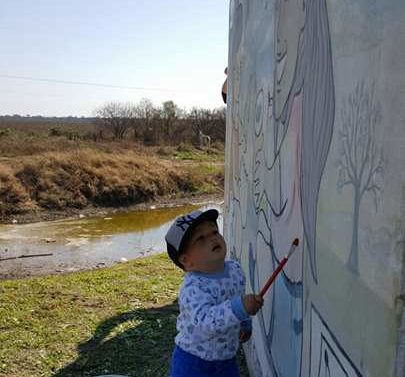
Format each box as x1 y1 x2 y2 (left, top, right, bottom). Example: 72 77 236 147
165 209 219 269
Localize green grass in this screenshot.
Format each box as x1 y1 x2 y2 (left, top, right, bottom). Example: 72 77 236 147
196 163 224 175
0 254 249 377
170 145 225 162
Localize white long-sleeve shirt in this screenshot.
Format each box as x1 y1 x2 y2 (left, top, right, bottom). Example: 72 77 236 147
175 259 251 361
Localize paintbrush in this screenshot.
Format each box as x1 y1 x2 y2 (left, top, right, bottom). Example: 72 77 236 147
259 238 299 298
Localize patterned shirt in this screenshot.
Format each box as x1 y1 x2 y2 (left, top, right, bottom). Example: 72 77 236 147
175 259 251 361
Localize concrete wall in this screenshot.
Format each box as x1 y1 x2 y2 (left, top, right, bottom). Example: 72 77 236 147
224 1 405 376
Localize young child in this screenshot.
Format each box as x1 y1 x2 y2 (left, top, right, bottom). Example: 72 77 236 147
165 208 263 377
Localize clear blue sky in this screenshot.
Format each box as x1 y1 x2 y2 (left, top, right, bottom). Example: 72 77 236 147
0 0 229 116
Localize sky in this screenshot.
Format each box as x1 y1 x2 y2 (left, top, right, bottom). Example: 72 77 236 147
0 0 230 116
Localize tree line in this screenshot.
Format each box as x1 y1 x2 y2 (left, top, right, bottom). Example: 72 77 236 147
94 99 226 145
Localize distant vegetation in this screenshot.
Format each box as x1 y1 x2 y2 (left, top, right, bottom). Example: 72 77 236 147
0 100 226 220
0 98 225 147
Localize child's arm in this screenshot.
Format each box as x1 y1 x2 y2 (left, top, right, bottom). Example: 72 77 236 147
231 260 263 318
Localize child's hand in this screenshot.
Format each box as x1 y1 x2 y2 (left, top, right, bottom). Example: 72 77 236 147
239 329 252 343
243 294 264 315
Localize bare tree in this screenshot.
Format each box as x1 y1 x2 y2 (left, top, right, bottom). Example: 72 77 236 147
93 98 224 145
162 100 180 143
337 81 384 274
189 107 210 143
189 107 226 145
95 102 135 139
208 107 226 142
133 98 155 140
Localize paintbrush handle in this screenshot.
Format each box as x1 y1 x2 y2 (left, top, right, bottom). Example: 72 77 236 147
259 257 288 297
259 238 299 298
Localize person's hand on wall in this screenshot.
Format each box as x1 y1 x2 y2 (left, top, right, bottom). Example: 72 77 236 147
221 67 228 104
243 294 264 315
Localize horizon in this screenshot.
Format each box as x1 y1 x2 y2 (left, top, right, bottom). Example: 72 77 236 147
0 1 229 117
0 100 226 119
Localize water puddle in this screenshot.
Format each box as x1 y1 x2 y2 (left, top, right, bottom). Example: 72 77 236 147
0 201 223 279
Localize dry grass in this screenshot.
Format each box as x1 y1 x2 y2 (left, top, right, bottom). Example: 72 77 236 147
0 120 97 157
0 132 147 158
0 122 224 218
0 148 223 218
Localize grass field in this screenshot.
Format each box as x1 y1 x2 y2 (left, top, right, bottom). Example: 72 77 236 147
0 254 249 377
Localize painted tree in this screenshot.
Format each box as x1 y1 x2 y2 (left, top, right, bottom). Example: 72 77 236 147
337 81 384 274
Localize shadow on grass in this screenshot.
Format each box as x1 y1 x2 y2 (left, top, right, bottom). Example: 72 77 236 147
53 301 179 377
52 300 250 377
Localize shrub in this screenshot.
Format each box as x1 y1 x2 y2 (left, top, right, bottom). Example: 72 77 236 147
0 165 36 216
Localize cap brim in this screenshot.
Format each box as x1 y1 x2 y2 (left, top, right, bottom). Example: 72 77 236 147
194 209 219 224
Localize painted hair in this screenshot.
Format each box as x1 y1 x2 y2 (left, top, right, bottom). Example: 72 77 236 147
279 0 335 282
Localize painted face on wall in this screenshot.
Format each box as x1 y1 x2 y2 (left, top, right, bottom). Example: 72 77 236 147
274 0 305 119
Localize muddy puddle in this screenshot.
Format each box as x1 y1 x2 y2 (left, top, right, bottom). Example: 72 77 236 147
0 202 223 279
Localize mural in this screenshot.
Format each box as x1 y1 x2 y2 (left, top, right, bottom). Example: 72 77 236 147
336 81 384 275
309 305 362 377
224 1 405 377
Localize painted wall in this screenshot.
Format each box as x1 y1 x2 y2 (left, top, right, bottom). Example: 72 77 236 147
224 1 405 376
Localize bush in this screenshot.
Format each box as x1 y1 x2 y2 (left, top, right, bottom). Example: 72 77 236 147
0 165 36 216
176 143 192 153
49 127 63 137
0 128 13 138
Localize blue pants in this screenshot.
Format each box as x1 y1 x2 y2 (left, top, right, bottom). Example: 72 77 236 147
170 346 240 377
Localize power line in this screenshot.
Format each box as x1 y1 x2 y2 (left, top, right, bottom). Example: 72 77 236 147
0 74 196 93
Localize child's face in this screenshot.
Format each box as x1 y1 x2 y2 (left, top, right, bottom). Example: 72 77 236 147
180 221 227 273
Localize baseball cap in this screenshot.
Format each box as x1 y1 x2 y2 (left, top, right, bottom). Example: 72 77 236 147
165 209 219 269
